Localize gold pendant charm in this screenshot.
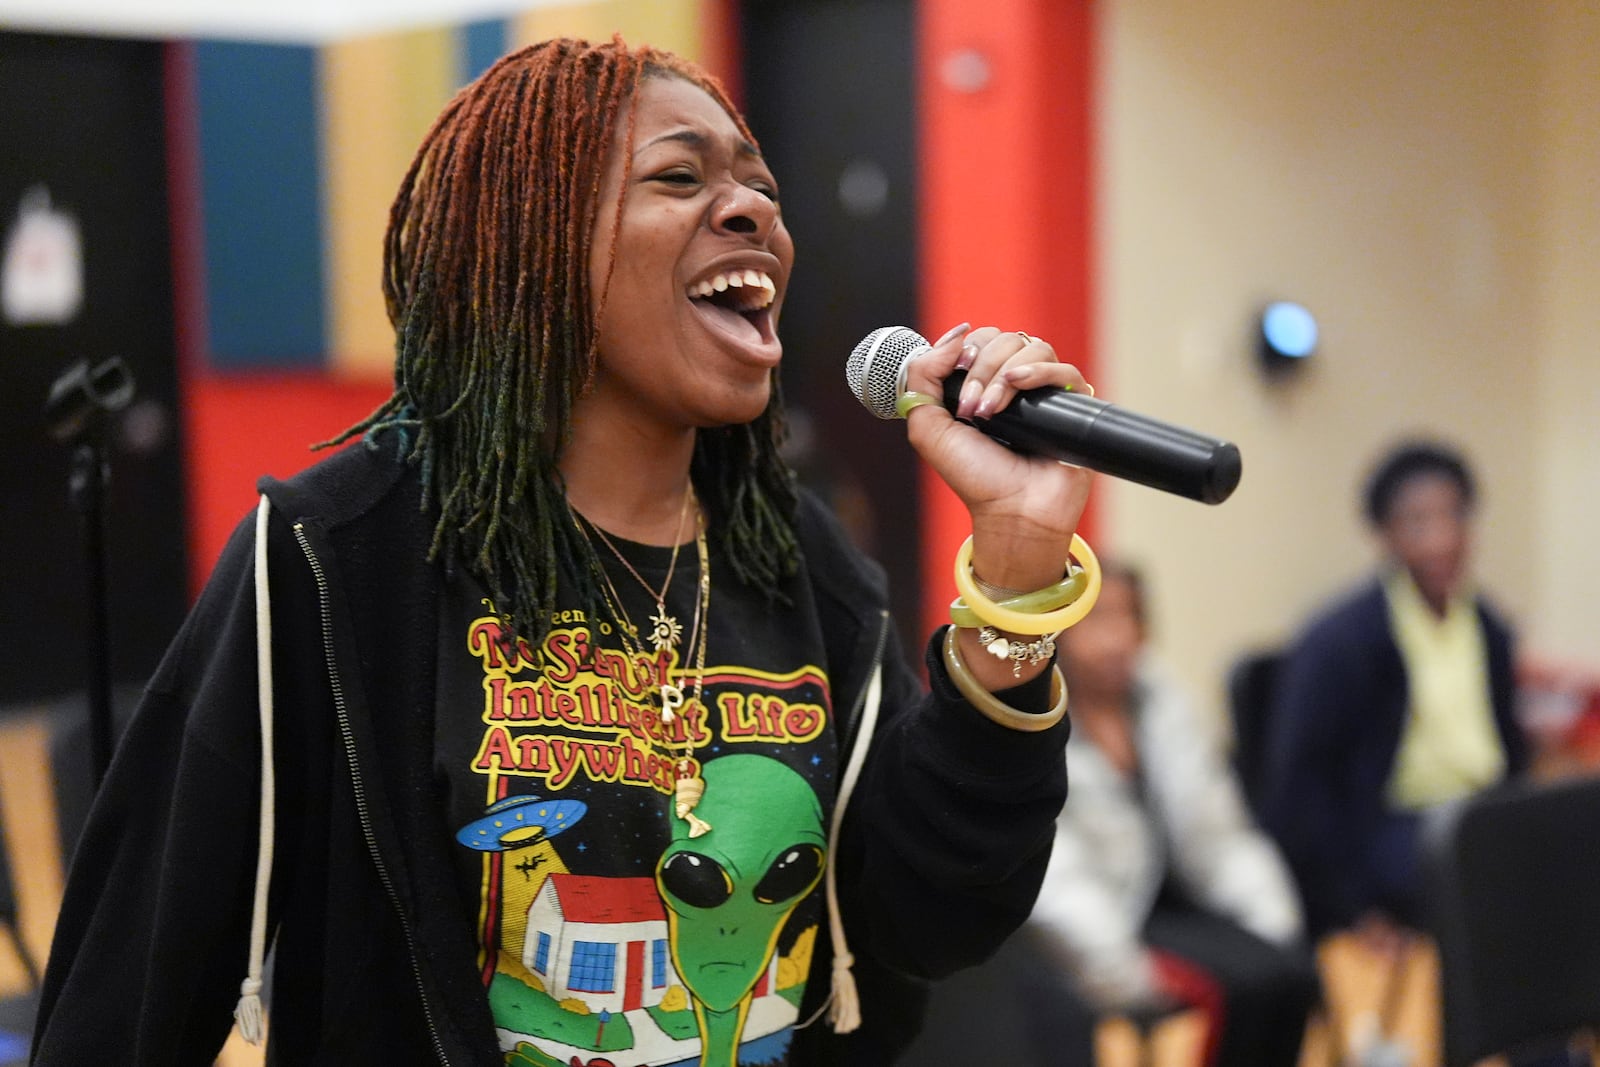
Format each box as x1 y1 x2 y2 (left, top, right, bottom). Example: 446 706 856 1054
674 771 711 838
659 682 684 723
648 607 683 652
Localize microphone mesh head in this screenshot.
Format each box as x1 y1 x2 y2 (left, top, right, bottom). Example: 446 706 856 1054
845 326 930 419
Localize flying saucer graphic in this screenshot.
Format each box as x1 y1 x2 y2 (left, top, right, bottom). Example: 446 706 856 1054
457 795 588 852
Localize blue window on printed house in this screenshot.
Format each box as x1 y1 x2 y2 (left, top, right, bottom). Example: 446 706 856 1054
533 932 551 975
652 939 668 988
568 941 617 993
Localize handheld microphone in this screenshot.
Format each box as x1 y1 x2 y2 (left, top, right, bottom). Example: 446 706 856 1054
847 326 1242 505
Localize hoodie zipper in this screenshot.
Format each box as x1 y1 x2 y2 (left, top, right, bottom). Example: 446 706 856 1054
294 522 453 1066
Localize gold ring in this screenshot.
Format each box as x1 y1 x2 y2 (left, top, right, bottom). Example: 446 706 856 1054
1015 331 1034 346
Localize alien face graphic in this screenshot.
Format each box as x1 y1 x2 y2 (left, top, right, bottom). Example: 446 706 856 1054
655 754 826 1014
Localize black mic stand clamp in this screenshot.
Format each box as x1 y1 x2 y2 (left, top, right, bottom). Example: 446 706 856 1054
45 357 136 791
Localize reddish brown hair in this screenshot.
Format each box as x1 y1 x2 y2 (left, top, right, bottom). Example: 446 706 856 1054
332 37 797 641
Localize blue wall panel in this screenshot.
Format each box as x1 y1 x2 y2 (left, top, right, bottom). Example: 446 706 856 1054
194 40 325 368
460 18 510 86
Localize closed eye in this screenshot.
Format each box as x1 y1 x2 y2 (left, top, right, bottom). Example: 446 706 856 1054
651 170 701 187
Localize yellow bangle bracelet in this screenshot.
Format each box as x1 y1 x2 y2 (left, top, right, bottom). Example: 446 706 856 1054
942 626 1068 732
949 567 1089 629
953 533 1102 636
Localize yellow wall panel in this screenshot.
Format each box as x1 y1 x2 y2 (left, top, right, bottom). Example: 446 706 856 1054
321 27 459 379
323 3 712 381
512 0 704 61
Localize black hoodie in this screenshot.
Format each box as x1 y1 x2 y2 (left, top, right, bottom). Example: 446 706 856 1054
34 439 1069 1065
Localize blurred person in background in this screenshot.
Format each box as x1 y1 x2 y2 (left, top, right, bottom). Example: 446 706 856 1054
1260 440 1527 953
1027 562 1319 1067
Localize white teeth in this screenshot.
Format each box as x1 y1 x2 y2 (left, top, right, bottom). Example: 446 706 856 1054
687 270 777 310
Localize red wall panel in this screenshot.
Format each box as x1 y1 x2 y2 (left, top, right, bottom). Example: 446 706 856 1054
181 373 391 592
915 0 1098 635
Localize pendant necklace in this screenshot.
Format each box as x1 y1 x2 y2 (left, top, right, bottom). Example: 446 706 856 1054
571 498 714 837
584 482 693 652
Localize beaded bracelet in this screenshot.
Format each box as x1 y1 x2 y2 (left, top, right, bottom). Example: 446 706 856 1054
942 626 1068 732
951 533 1102 636
977 626 1059 677
948 568 1089 630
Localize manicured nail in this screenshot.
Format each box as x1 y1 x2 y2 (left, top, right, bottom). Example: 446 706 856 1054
956 343 979 371
975 382 1005 419
957 378 983 418
933 322 970 347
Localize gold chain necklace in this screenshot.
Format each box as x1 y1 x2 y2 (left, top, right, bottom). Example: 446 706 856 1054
585 483 694 652
668 522 712 836
571 503 715 837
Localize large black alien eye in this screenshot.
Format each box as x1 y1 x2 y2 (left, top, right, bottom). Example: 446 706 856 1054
659 851 734 909
753 844 824 905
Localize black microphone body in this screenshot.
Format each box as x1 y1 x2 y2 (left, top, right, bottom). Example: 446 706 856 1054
847 326 1242 505
940 370 1241 504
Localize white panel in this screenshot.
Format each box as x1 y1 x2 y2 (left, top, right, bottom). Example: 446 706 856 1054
0 0 560 41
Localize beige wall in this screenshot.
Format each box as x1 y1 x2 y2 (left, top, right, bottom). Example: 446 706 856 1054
1530 1 1600 670
1097 0 1598 721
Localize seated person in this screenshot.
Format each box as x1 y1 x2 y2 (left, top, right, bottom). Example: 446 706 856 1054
1028 563 1319 1067
1260 439 1527 949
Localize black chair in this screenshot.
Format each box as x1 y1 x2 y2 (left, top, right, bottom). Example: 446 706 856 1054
1425 774 1600 1067
1226 649 1380 1067
1224 649 1283 823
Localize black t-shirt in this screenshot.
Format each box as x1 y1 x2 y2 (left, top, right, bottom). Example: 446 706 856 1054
436 531 837 1066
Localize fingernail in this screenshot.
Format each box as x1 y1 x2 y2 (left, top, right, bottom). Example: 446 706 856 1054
975 382 1004 419
933 322 970 347
956 344 978 371
957 378 983 418
1084 382 1096 397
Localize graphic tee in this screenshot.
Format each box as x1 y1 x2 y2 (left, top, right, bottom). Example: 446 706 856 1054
437 532 837 1067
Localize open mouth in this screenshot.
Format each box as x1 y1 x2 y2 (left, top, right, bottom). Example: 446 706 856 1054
687 269 777 348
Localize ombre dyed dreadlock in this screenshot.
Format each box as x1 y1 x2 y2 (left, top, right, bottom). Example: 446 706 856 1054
326 37 799 645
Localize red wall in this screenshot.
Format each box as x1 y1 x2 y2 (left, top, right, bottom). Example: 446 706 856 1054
915 0 1098 635
180 373 392 590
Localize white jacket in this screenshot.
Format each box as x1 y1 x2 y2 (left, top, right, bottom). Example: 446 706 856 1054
1028 656 1304 1008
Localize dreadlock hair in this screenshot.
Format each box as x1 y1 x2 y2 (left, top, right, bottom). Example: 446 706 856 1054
326 36 800 647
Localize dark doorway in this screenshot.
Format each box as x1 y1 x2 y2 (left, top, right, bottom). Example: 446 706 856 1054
740 0 924 657
0 32 189 707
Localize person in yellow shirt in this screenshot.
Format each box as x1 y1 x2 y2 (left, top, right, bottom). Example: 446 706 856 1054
1260 440 1527 947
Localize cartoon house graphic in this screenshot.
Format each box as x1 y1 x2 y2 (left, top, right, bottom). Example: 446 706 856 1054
525 874 673 1014
524 874 779 1016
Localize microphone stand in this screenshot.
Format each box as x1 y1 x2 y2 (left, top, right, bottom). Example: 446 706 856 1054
70 441 114 790
47 358 136 792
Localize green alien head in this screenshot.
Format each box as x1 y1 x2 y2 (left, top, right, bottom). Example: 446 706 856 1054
655 754 826 1016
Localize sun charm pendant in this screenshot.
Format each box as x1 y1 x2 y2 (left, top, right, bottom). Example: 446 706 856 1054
648 607 683 652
